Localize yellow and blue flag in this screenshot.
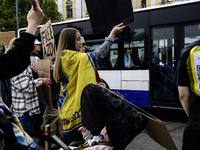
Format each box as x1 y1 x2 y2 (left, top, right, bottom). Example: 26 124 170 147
0 103 36 148
58 50 96 135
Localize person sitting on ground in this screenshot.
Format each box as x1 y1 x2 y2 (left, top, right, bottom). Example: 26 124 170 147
69 126 113 150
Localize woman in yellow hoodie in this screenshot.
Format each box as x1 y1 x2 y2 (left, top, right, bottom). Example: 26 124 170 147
53 23 125 145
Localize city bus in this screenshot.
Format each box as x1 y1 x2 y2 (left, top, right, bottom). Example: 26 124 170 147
19 0 200 109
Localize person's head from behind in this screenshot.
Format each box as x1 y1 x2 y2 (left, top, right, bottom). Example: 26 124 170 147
53 28 81 83
80 36 86 53
57 28 81 52
5 37 17 54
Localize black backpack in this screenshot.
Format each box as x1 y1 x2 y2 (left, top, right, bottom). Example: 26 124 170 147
0 79 12 108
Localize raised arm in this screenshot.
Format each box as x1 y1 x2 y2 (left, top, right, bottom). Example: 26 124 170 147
93 23 125 61
0 0 44 80
26 0 44 35
108 23 125 39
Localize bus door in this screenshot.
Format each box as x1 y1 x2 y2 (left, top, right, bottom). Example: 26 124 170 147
151 23 200 107
151 26 177 107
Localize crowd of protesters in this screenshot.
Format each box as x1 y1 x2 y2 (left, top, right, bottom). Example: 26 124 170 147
1 0 199 149
0 0 125 148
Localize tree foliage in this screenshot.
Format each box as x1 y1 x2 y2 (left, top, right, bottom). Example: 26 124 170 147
0 0 63 32
41 0 63 24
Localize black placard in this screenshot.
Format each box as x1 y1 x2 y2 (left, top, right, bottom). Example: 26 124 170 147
85 0 134 34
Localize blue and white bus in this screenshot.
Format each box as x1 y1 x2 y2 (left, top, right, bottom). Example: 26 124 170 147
19 0 200 109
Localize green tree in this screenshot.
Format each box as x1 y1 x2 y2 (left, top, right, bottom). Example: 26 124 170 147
0 0 62 32
41 0 63 24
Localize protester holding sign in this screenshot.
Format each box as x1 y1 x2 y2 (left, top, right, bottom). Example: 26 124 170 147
0 0 44 80
32 39 43 58
30 39 43 75
53 23 125 145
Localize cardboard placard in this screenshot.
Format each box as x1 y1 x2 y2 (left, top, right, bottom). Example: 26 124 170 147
37 59 53 108
140 111 178 150
0 31 15 45
40 20 56 59
30 56 39 68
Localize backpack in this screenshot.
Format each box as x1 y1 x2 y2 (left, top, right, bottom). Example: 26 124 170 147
186 45 200 96
0 79 12 108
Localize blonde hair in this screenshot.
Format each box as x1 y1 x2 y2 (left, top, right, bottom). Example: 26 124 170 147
80 36 85 53
5 37 17 54
80 36 84 43
53 28 79 83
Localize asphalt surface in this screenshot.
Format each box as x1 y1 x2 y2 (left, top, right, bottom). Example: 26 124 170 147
34 108 187 150
125 108 187 150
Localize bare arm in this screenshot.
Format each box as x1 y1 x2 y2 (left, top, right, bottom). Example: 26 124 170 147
78 126 93 141
26 0 44 35
108 23 125 39
178 86 190 117
93 23 125 61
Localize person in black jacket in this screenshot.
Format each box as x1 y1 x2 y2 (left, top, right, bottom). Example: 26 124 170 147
173 39 200 149
0 1 44 149
0 0 44 80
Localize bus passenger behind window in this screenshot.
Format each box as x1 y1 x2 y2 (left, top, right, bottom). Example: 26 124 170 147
124 49 134 68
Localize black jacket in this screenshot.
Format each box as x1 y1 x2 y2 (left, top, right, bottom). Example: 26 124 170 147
81 84 147 150
0 33 35 80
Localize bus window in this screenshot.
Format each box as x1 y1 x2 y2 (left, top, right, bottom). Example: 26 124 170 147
86 42 118 70
123 28 145 69
184 24 200 46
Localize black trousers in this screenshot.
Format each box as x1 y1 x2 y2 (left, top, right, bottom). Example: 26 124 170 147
81 84 107 136
182 99 200 150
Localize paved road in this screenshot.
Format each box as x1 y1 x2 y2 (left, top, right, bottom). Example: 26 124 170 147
35 108 187 150
125 108 187 150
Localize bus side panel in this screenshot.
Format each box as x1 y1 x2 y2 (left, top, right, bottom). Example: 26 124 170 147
121 70 149 107
99 70 150 107
98 71 121 90
121 70 149 90
112 89 149 108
